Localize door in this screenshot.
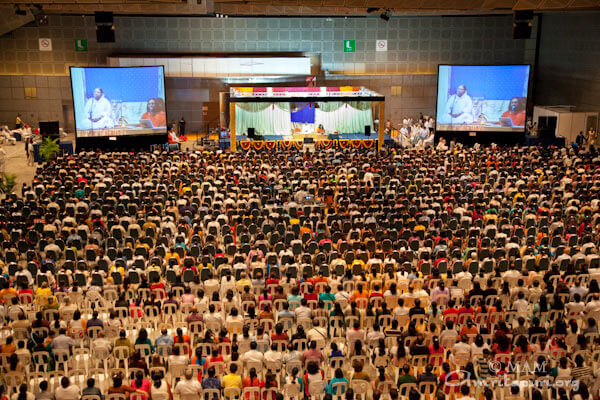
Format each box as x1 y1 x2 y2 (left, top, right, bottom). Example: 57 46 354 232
586 115 598 132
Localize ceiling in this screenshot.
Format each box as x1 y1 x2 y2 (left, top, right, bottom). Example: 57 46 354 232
1 0 599 16
214 0 600 14
1 0 206 16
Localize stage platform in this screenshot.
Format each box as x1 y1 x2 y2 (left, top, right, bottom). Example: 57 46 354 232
236 135 393 151
238 133 386 141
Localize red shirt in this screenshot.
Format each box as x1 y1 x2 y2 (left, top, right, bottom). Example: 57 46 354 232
243 377 264 400
303 293 318 301
434 258 449 267
442 308 458 316
458 307 474 315
205 355 224 371
271 333 289 341
150 282 165 292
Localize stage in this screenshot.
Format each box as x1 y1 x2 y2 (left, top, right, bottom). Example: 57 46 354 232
237 137 380 151
228 86 385 151
237 132 381 141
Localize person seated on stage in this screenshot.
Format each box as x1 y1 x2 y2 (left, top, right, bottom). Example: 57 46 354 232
423 130 435 148
82 88 114 129
1 126 16 145
500 97 526 127
168 125 179 145
317 124 326 134
140 98 167 128
436 138 448 151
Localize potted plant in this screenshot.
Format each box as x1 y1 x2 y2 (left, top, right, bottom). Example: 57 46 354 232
0 173 17 196
38 137 60 161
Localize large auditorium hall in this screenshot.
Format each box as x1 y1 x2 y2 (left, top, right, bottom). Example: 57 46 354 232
0 3 599 400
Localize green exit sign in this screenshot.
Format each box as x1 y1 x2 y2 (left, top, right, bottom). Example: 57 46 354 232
344 40 355 52
75 39 87 52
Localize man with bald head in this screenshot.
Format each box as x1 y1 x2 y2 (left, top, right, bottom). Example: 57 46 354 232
174 368 203 400
83 87 114 129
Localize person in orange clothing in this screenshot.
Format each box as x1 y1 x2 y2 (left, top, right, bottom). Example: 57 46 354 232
173 328 191 355
458 319 478 341
299 222 312 237
0 281 18 303
500 97 526 127
140 98 166 128
351 283 369 302
164 248 180 266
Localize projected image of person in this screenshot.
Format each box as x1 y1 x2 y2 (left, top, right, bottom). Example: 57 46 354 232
83 88 114 129
140 98 166 128
445 85 473 124
500 97 526 127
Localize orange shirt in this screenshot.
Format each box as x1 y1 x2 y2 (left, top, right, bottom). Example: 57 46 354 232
140 111 166 128
500 110 526 127
352 290 369 300
299 226 312 236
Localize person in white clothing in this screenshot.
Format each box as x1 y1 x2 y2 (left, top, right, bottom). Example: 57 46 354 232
399 126 409 147
435 137 447 151
174 369 202 400
150 375 172 400
444 85 473 124
82 88 114 129
0 147 5 173
55 377 81 400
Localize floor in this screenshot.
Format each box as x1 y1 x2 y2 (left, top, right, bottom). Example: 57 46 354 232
1 138 35 191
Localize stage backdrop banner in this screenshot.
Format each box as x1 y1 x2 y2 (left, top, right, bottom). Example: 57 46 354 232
291 103 316 124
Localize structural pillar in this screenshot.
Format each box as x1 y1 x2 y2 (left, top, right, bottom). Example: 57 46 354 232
229 102 236 151
378 101 385 150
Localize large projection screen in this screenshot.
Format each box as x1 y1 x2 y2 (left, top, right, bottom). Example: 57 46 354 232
70 66 167 138
436 65 530 133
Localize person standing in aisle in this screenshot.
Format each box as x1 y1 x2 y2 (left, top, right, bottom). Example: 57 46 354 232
25 137 34 166
178 117 186 137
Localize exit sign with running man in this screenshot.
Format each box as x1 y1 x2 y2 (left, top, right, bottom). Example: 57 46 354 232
344 40 355 52
75 39 88 52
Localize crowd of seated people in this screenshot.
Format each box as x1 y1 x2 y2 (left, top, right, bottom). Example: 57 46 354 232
0 143 599 400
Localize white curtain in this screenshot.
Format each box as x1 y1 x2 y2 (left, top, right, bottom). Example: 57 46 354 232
271 104 292 135
314 103 373 134
235 103 291 136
